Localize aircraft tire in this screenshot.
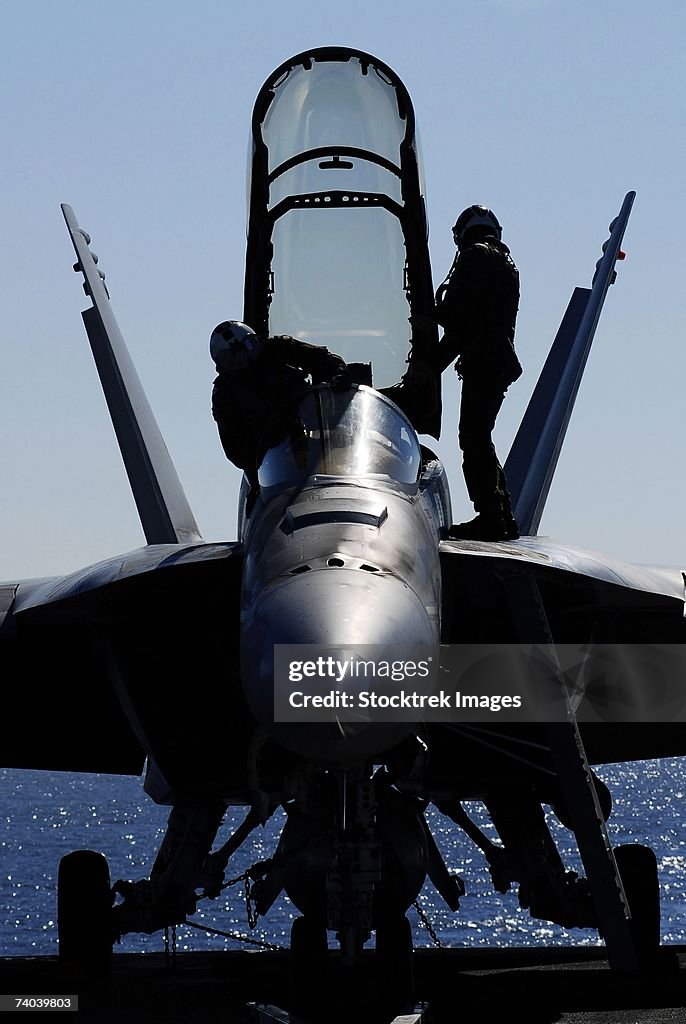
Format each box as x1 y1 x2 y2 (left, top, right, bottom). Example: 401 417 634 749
613 843 660 967
375 913 414 1016
289 916 327 1018
57 850 113 980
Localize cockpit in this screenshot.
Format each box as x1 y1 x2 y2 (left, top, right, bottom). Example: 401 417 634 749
257 386 421 491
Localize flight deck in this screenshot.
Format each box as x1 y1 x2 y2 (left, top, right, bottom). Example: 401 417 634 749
1 947 684 1023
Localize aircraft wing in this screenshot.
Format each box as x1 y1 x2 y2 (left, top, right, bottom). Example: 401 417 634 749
440 536 685 649
438 538 686 768
0 543 243 779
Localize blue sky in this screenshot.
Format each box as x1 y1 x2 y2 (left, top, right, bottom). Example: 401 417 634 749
2 1 686 578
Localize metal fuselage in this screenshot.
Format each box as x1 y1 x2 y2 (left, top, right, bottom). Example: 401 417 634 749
237 48 447 767
237 386 451 764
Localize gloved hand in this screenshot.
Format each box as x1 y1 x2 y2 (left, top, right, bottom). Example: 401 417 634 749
408 312 435 331
330 368 353 391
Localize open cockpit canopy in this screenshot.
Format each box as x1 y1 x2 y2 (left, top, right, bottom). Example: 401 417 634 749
244 47 440 432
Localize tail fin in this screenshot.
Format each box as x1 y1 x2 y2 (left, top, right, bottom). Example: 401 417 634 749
62 204 202 545
504 192 635 535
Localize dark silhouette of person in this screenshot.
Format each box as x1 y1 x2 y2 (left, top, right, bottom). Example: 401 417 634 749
210 321 349 504
431 206 522 541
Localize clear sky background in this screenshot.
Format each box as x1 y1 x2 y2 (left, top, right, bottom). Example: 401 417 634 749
2 0 685 580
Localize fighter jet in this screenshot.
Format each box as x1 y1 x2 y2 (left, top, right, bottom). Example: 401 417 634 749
2 46 684 1020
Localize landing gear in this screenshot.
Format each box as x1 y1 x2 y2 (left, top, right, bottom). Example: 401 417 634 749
439 793 596 928
274 768 428 1021
57 850 113 980
111 801 233 938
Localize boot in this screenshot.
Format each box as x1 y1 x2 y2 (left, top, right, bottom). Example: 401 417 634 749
445 507 520 542
501 515 520 540
497 504 520 540
445 513 509 541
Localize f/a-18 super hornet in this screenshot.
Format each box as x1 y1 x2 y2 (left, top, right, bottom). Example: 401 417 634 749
2 46 685 1021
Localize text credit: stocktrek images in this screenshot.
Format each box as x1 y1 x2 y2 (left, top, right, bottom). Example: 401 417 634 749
273 644 686 723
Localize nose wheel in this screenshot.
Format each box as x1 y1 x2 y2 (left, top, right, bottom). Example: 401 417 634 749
288 912 415 1023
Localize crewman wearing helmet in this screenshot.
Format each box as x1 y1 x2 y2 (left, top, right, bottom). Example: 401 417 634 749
210 321 349 508
432 206 522 541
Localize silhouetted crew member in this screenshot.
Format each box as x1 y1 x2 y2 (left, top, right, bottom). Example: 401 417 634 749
434 206 522 540
210 321 348 496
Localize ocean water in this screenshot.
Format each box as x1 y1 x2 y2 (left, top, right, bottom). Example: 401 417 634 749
2 759 685 956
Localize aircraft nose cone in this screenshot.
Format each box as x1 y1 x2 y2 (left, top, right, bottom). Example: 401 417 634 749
240 569 437 764
249 568 435 645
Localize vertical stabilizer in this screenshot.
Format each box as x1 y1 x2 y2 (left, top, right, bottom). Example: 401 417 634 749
505 192 635 535
62 204 202 545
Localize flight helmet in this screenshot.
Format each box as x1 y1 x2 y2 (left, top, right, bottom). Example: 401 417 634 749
210 321 262 371
452 205 502 245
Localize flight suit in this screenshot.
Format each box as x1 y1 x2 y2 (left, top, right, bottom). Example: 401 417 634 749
434 237 522 533
212 335 346 486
